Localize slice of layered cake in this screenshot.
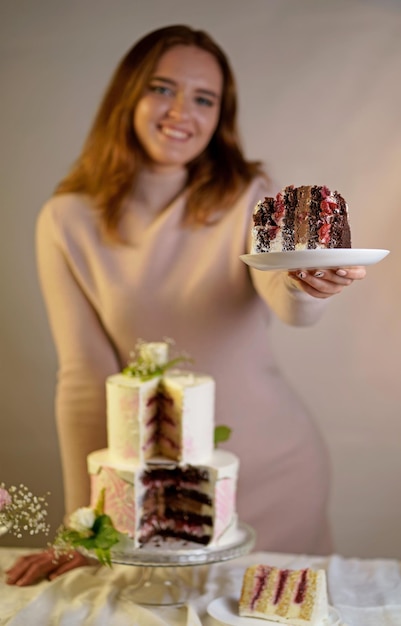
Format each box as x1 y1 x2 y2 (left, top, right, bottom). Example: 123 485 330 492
239 564 329 625
252 184 351 252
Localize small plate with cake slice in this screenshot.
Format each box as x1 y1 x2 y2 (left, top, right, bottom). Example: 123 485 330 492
207 564 344 626
207 596 343 625
243 184 389 271
240 248 390 272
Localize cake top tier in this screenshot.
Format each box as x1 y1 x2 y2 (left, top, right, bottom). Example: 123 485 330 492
106 340 216 465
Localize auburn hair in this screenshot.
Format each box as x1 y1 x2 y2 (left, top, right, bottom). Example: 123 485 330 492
54 24 266 236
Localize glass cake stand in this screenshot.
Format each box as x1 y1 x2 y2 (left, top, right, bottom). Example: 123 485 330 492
109 521 255 606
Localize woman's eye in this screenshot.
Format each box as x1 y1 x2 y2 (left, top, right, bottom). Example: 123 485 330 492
195 96 214 107
149 84 173 96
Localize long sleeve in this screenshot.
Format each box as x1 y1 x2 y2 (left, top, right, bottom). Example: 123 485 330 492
250 266 328 327
36 198 120 518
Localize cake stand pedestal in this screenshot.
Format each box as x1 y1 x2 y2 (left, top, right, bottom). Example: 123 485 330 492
110 521 255 606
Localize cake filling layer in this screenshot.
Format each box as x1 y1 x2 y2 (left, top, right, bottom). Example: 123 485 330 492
138 465 213 545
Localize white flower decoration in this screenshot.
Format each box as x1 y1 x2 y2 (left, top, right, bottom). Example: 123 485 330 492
69 507 96 534
139 342 169 368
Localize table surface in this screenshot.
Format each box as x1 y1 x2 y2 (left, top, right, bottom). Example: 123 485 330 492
1 547 401 626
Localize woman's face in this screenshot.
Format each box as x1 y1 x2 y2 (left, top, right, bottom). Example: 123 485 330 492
133 45 223 172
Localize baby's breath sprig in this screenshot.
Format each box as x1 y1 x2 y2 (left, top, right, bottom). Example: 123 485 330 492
0 482 50 538
123 338 193 381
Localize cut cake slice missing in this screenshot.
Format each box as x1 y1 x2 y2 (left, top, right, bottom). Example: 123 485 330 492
239 564 329 625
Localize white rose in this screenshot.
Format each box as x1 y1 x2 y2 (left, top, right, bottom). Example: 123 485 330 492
139 342 168 368
69 507 96 533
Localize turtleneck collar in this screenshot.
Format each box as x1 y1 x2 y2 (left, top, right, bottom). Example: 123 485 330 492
130 167 188 215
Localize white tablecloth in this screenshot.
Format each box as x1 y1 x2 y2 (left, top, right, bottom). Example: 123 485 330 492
1 548 401 625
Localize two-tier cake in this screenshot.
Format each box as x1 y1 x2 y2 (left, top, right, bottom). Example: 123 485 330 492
87 340 239 548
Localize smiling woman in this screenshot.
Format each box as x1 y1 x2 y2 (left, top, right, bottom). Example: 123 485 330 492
53 24 261 235
134 46 223 171
5 24 366 587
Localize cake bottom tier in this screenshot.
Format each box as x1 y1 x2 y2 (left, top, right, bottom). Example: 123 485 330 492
88 449 239 548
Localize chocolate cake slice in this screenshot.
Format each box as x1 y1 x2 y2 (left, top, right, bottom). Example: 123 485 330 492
252 184 351 252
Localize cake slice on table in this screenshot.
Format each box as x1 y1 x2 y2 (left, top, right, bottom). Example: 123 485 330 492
239 564 329 625
252 184 351 253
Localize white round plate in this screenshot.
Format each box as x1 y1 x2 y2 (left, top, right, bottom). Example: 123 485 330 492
240 248 389 271
207 596 342 626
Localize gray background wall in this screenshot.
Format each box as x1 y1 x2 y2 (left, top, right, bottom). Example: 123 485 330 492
1 0 400 558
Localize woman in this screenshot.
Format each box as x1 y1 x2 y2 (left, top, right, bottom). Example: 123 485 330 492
7 24 365 585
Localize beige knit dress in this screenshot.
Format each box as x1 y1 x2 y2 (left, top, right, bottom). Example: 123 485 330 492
36 168 332 554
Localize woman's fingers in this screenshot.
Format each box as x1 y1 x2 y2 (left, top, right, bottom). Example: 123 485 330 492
288 265 367 299
5 549 91 586
6 550 57 586
336 265 367 280
48 552 93 580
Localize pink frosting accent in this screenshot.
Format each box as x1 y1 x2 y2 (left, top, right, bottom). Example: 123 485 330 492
91 467 136 536
119 392 139 414
214 477 235 538
117 442 138 460
183 434 196 458
113 389 142 460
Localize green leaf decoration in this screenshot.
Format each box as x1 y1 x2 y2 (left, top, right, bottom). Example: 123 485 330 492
54 509 121 568
214 425 232 447
95 547 112 567
94 488 105 516
93 515 120 549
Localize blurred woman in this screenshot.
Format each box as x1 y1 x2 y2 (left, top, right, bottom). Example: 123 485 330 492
7 24 365 586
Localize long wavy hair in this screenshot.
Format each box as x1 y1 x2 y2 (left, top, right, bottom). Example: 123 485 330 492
55 24 266 236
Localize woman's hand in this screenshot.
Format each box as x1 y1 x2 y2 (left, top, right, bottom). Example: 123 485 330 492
288 265 367 299
5 548 95 586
